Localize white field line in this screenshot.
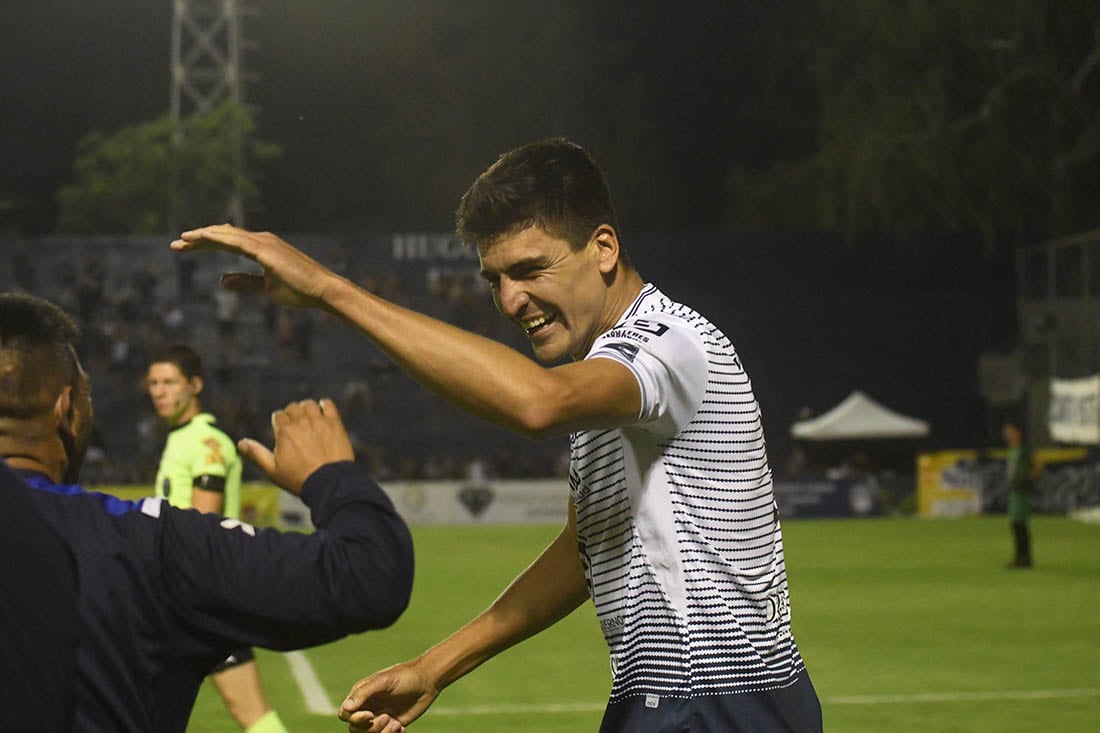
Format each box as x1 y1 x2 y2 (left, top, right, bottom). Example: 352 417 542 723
827 688 1100 705
283 650 337 715
417 688 1100 718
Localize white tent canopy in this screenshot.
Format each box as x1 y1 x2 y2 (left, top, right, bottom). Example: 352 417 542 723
791 390 930 441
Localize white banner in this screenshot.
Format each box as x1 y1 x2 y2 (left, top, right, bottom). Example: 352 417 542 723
279 478 570 529
1049 375 1100 444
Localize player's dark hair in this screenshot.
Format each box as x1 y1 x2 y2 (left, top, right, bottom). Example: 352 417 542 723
151 343 204 381
0 292 82 418
456 137 626 263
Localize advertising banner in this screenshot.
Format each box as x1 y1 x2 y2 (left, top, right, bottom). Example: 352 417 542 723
916 450 982 517
279 478 569 529
93 482 287 528
773 477 882 518
1049 375 1100 444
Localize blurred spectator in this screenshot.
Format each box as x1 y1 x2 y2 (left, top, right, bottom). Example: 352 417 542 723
785 442 810 478
162 306 187 341
340 378 374 434
175 253 196 297
421 454 448 480
213 288 240 353
380 270 405 304
76 256 106 324
398 456 421 480
293 311 314 362
11 240 36 291
465 454 490 483
131 263 159 308
277 310 295 358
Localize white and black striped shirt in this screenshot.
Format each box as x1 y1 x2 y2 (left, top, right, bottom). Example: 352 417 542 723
572 284 805 702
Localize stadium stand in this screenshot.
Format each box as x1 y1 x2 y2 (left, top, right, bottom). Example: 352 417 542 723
1 234 567 485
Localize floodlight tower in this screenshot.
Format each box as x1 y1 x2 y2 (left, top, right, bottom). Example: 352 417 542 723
169 0 256 229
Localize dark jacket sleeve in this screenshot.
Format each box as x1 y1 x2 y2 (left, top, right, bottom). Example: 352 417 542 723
157 461 414 655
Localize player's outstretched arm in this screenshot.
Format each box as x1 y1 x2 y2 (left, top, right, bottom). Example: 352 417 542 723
339 501 590 732
171 225 343 310
338 662 432 733
172 225 642 440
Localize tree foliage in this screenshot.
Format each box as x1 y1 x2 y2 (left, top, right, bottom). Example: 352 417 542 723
724 0 1100 252
56 101 281 235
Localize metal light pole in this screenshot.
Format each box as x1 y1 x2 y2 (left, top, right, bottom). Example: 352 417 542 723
169 0 254 230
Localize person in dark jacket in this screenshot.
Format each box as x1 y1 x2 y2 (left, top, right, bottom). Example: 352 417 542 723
0 291 415 732
0 460 79 733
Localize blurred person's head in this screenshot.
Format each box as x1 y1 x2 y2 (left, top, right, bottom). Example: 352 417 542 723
0 292 93 483
146 344 204 427
456 138 642 363
1002 419 1026 447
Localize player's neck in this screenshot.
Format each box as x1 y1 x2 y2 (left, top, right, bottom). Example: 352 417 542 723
168 402 202 429
605 270 646 327
1 455 60 483
0 418 66 483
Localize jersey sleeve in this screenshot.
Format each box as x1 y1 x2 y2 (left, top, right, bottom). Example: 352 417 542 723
187 429 235 483
156 461 414 657
587 312 709 439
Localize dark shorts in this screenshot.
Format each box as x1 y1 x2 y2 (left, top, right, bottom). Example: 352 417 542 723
211 646 255 674
599 672 823 733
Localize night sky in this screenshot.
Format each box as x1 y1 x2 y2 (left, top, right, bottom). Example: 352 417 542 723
1 0 799 235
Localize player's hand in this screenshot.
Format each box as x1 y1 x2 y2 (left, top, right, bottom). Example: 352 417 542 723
170 224 339 309
238 398 355 495
338 661 441 732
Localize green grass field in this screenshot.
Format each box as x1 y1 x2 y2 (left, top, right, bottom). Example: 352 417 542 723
186 516 1100 732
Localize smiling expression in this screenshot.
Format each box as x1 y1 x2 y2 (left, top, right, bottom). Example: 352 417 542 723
478 225 627 364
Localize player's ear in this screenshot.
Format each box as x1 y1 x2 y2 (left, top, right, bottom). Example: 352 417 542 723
53 386 74 431
190 375 204 397
591 225 620 275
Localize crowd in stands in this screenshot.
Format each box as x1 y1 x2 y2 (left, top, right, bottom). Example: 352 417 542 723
2 236 569 487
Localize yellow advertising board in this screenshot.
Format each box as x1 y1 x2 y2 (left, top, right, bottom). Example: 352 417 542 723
917 450 982 517
91 482 284 528
917 447 1090 517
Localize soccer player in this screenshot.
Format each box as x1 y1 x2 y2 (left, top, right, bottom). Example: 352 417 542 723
146 344 286 733
174 137 823 732
0 291 414 733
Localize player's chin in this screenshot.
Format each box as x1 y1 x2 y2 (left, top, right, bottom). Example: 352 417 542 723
530 339 568 364
526 325 568 360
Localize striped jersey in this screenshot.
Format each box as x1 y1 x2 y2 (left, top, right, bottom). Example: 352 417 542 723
154 413 242 518
573 284 805 703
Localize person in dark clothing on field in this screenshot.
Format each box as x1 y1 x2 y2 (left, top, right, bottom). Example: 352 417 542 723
1002 419 1041 568
0 291 415 733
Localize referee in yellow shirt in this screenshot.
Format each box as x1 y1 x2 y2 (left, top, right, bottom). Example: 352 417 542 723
147 344 288 733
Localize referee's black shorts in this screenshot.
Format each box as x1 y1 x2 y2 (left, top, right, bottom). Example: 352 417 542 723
598 672 822 732
211 647 256 674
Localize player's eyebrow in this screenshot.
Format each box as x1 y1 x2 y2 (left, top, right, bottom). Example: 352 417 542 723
479 256 546 282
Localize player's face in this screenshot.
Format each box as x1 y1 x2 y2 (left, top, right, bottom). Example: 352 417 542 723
478 226 617 363
146 362 200 426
